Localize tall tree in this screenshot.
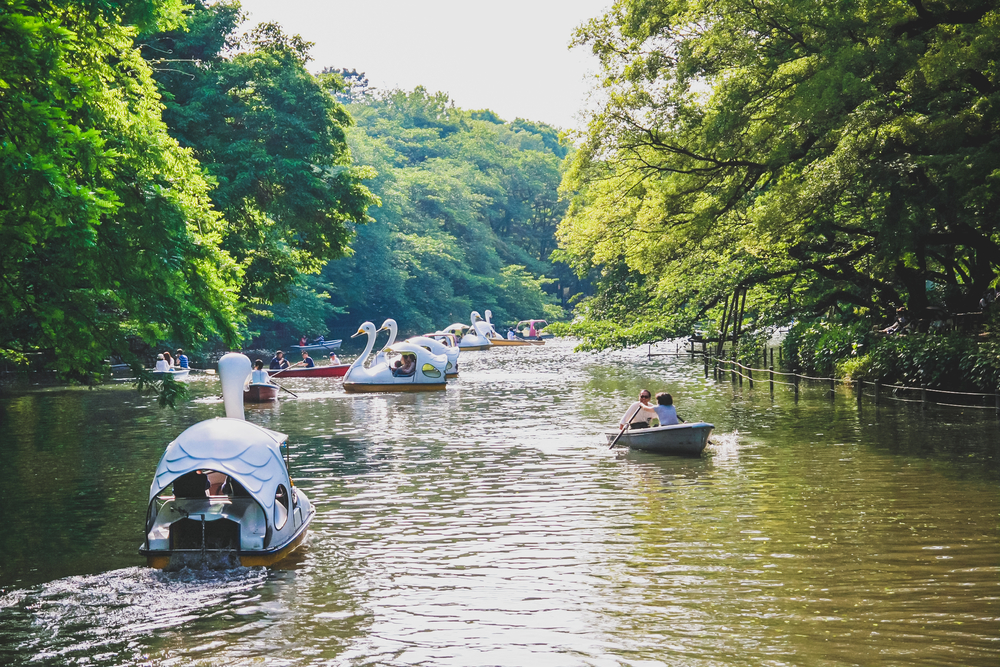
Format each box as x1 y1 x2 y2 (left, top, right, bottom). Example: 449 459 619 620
0 0 242 378
558 0 1000 347
141 1 377 306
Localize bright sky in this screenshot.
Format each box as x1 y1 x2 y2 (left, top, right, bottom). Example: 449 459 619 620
236 0 612 131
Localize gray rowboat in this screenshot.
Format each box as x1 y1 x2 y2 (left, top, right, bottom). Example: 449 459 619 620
605 422 714 456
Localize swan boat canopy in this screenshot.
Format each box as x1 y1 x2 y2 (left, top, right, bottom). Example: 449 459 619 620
407 334 460 377
344 322 449 392
140 353 315 569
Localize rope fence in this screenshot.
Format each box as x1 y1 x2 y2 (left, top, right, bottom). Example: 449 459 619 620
698 353 1000 415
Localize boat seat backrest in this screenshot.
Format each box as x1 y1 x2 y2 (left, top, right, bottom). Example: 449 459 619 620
172 471 209 498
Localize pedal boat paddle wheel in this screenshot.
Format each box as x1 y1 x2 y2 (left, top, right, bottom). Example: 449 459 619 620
343 321 449 393
140 353 315 569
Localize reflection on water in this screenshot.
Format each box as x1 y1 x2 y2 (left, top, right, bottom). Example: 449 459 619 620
0 340 997 666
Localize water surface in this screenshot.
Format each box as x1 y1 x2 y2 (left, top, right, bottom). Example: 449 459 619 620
0 340 997 666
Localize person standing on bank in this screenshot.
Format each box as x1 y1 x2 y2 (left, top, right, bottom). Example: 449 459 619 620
651 392 683 426
619 389 658 430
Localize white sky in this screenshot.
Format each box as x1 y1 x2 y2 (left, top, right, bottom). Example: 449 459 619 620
236 0 612 131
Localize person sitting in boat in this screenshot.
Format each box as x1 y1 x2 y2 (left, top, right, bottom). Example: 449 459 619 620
162 350 174 368
619 389 658 430
392 353 416 377
251 359 270 384
269 350 289 370
176 348 189 369
314 334 325 343
329 351 341 365
507 328 517 340
651 392 684 426
301 351 315 368
299 335 307 346
154 354 170 372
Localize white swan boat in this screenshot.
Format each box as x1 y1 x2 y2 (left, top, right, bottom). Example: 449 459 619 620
456 311 493 350
407 334 460 377
139 353 315 569
344 321 449 392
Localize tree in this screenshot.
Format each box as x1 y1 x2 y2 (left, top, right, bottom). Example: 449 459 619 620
558 0 1000 347
141 1 378 306
0 0 242 378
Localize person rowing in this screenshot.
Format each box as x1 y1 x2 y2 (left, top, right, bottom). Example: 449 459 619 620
619 389 658 430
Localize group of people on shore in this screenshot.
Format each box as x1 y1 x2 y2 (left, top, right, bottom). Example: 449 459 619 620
154 349 188 372
619 389 683 430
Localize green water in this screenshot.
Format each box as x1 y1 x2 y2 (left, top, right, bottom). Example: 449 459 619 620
0 340 997 666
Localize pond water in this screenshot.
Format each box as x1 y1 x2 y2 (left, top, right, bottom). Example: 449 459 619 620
0 340 997 666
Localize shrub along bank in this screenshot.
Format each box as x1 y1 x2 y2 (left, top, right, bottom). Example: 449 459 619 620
784 323 1000 393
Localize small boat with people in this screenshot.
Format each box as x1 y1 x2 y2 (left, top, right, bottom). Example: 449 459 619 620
140 352 315 569
344 321 449 392
408 333 460 377
480 309 534 347
290 339 342 354
266 364 349 378
605 422 714 456
514 319 549 344
152 368 190 380
244 382 279 402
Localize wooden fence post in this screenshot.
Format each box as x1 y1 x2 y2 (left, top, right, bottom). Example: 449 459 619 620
748 366 754 389
769 366 774 395
921 384 928 410
875 379 881 405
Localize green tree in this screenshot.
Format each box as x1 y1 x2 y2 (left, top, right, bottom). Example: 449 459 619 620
0 0 242 378
141 1 377 306
558 0 1000 347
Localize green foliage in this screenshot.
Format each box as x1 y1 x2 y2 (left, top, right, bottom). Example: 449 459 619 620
0 0 242 380
556 0 1000 349
319 87 574 336
141 1 378 305
785 321 873 377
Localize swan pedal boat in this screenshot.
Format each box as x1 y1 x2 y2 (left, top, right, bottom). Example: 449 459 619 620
290 339 342 353
267 364 349 378
344 322 449 393
605 422 714 456
140 353 314 569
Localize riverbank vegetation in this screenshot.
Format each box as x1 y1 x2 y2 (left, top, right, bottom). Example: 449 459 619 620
552 0 1000 390
1 0 573 378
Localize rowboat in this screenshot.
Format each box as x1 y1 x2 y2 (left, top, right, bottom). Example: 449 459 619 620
605 422 714 456
152 368 190 380
244 382 279 402
290 339 342 353
267 364 349 378
140 353 314 569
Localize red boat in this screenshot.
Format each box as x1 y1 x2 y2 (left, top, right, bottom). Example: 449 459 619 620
244 383 279 402
267 364 350 378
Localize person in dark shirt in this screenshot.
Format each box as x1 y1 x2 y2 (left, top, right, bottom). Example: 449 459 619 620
269 350 289 370
301 351 315 368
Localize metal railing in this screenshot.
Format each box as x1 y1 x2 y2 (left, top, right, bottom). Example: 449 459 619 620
706 355 1000 414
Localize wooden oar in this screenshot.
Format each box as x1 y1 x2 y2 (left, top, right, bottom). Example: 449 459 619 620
608 404 644 449
271 379 299 398
269 360 303 379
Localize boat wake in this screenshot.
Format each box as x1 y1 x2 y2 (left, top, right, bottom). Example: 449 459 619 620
0 566 267 666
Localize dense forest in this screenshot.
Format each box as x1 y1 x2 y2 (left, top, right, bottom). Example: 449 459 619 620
254 84 577 344
554 0 1000 357
0 0 576 378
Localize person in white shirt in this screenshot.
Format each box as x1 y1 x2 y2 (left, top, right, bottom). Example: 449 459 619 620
507 329 517 340
154 354 170 372
619 389 658 430
651 392 683 426
250 359 270 384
